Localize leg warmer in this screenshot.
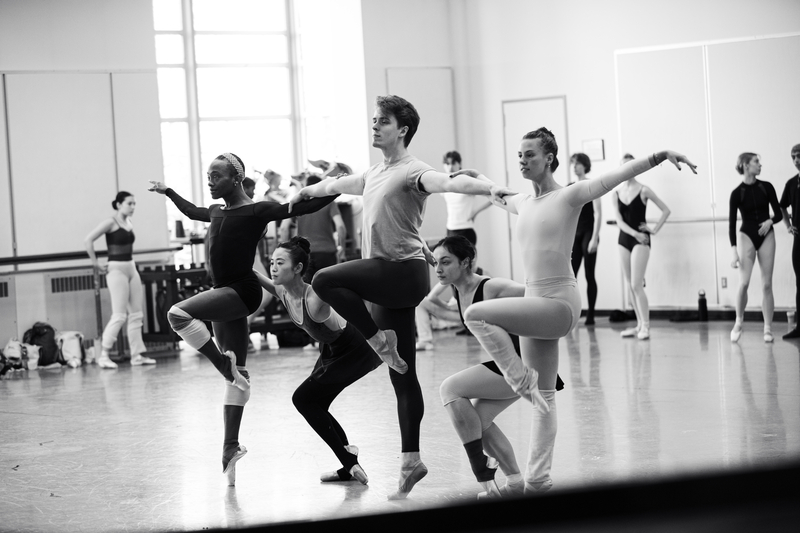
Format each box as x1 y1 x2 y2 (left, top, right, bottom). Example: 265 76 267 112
168 306 211 350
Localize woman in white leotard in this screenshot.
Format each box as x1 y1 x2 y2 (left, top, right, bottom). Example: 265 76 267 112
424 235 563 499
456 128 695 494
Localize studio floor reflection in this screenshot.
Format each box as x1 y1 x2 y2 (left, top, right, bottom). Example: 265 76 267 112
2 319 799 532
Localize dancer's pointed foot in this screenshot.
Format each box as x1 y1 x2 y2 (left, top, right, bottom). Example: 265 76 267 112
731 323 743 342
476 479 502 500
369 330 407 374
224 351 250 391
387 461 427 500
524 477 553 495
222 445 247 486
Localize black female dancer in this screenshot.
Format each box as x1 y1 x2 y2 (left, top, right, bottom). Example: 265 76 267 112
85 192 155 368
148 153 335 485
420 236 564 498
729 152 782 343
289 95 504 500
253 236 382 485
456 128 695 494
568 153 602 326
612 153 671 340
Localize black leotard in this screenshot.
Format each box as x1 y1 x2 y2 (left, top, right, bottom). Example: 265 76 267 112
617 190 649 252
729 179 782 251
105 226 135 261
166 188 336 313
454 278 564 390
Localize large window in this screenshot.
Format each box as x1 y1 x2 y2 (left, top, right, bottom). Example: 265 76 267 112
152 0 367 264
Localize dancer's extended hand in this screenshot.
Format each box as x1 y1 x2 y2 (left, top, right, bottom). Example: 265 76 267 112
664 151 698 174
148 180 168 194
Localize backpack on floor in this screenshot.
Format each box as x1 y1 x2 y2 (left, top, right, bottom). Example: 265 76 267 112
23 322 62 366
56 331 85 368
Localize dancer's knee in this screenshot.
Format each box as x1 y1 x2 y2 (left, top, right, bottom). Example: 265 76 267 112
167 305 211 347
127 311 143 329
107 312 127 329
463 305 485 323
439 376 463 406
310 268 334 295
223 382 250 406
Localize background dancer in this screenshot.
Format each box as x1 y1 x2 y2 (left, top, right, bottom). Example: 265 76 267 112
84 192 154 368
612 153 671 340
289 95 504 500
425 236 563 499
456 128 695 494
148 153 335 485
254 236 382 485
729 152 782 343
568 153 602 326
779 144 800 339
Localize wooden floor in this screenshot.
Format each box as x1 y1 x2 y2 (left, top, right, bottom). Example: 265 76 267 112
2 319 799 532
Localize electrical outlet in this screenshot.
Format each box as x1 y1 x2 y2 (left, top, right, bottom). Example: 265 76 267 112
721 277 727 288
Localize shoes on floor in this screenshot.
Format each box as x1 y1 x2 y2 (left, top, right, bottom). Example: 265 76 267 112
524 477 553 495
637 326 650 340
731 324 743 342
620 327 638 338
97 356 118 369
415 341 434 351
130 355 156 366
764 330 774 343
783 328 800 339
320 445 361 482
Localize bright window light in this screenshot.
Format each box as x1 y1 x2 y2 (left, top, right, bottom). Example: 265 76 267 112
194 35 288 64
196 67 291 117
192 0 286 32
156 67 188 119
155 34 185 64
152 0 183 31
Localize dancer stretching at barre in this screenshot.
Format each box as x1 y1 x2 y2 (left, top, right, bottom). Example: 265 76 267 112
148 153 335 485
455 128 695 494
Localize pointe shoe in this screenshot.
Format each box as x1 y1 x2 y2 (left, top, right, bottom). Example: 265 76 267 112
524 477 553 495
349 464 369 485
320 445 361 482
764 330 774 343
388 461 428 500
620 327 638 338
130 355 156 365
730 324 743 342
637 326 650 340
415 341 433 351
370 330 408 374
223 445 247 486
476 479 501 500
225 351 250 391
97 356 118 369
500 480 525 497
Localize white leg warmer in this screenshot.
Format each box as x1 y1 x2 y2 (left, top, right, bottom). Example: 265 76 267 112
167 306 211 350
223 378 251 406
415 306 433 344
127 311 146 356
525 390 556 485
102 313 127 350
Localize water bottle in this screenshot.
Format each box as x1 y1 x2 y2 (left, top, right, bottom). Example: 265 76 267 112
698 290 708 322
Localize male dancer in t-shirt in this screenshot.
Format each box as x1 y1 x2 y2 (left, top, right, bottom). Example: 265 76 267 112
289 95 507 499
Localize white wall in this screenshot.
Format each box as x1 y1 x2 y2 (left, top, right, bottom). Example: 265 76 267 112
360 0 800 310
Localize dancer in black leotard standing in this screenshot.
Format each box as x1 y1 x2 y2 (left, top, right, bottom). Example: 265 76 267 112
729 152 782 343
148 153 335 485
779 144 800 339
612 154 671 340
569 153 601 326
254 237 382 485
289 95 507 500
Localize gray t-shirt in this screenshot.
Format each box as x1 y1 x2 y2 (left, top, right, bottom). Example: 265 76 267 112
359 155 433 261
297 202 340 254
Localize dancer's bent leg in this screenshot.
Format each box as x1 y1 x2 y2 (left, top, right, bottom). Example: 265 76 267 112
312 259 428 373
99 265 130 367
167 288 250 384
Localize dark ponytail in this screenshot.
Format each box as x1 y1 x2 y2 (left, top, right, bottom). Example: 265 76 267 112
278 236 311 275
112 191 133 210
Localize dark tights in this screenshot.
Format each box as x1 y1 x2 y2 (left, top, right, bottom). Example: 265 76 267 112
794 236 800 313
312 258 429 452
293 378 359 471
571 231 598 318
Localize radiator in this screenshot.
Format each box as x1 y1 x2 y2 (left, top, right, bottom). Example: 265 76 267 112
44 269 113 339
0 276 17 343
